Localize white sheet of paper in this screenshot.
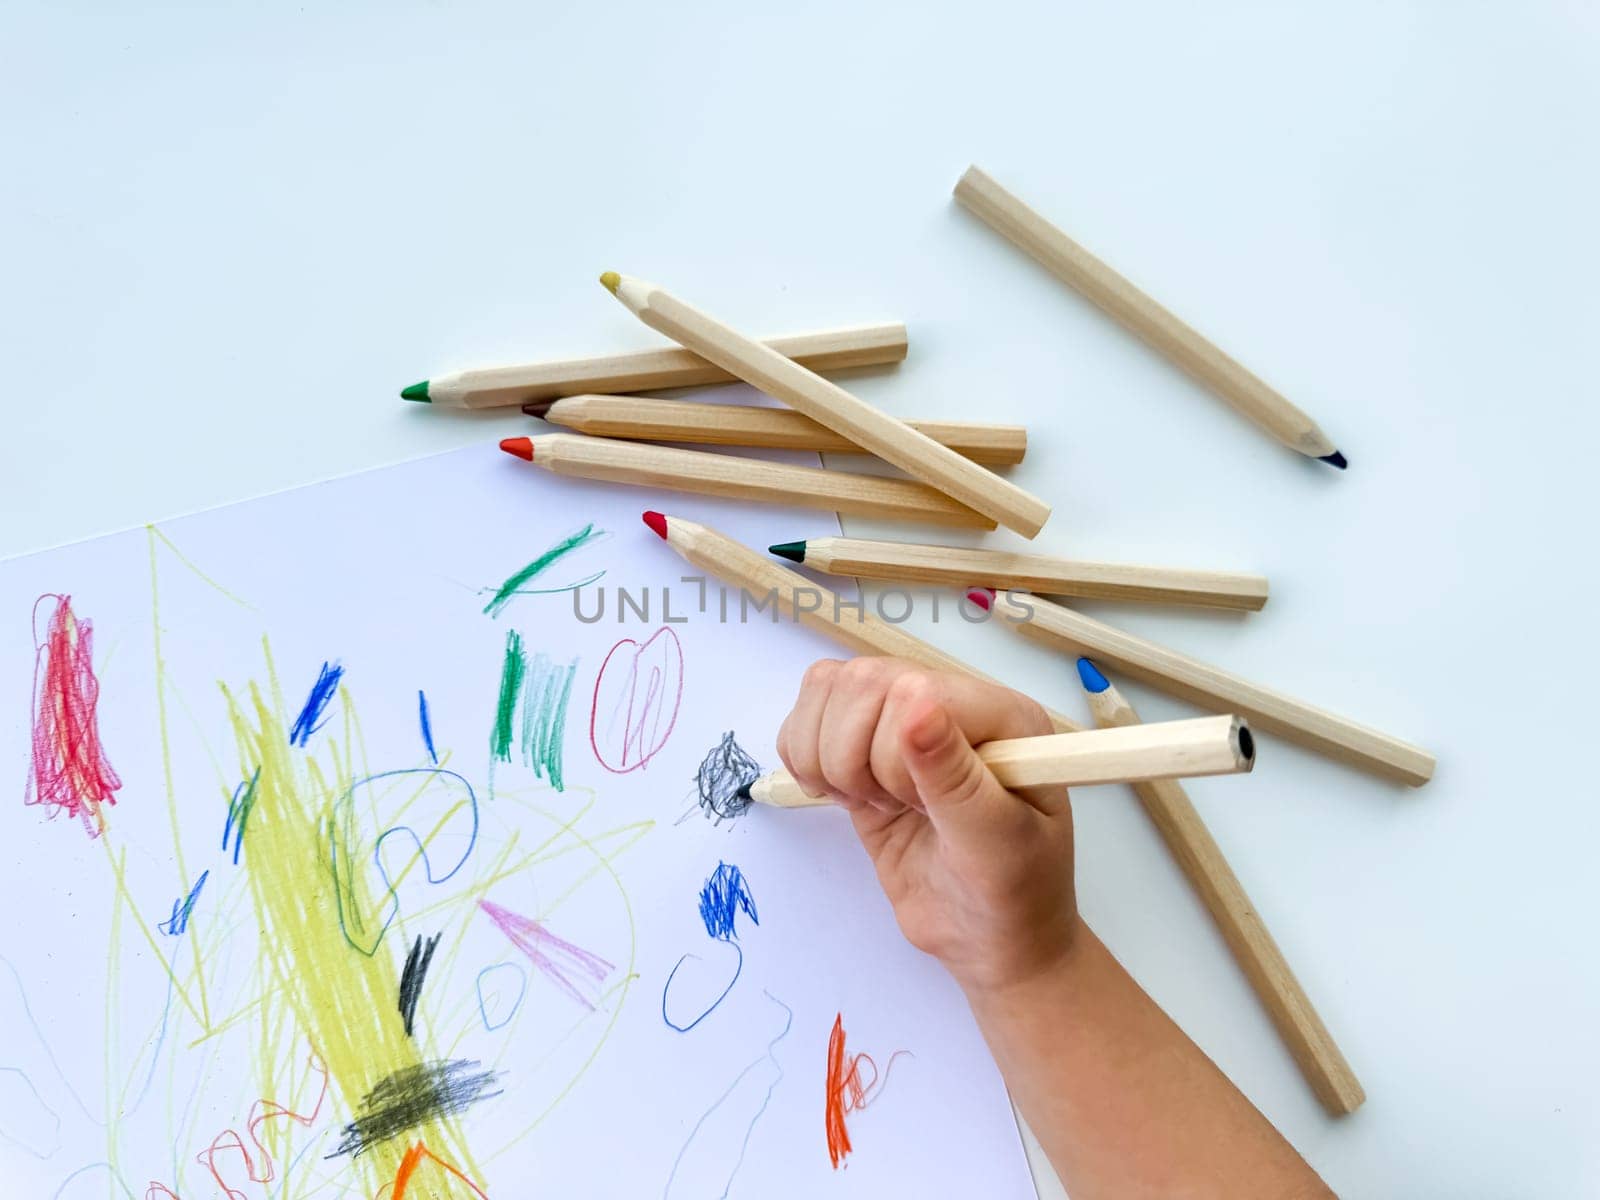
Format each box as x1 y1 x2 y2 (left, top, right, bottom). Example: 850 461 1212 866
0 443 1036 1199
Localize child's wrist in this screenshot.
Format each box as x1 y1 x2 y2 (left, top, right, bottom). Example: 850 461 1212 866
955 916 1093 1014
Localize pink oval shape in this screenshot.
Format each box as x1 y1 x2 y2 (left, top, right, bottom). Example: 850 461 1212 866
589 626 684 773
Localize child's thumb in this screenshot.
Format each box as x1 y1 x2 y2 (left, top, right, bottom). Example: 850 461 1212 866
901 702 1007 843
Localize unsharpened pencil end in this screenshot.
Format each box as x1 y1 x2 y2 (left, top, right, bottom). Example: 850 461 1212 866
401 381 431 402
1076 657 1111 695
768 541 806 564
499 437 534 461
599 271 621 295
642 511 668 540
521 398 557 419
965 586 995 612
1318 450 1349 470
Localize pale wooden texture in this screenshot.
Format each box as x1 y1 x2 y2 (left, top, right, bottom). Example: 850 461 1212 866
994 592 1434 786
753 713 1251 807
426 322 908 409
523 434 995 528
796 537 1268 611
655 513 1083 733
953 166 1339 460
611 275 1052 537
1087 681 1365 1115
540 395 1028 465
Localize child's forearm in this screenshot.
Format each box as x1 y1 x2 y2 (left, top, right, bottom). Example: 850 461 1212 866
966 920 1334 1200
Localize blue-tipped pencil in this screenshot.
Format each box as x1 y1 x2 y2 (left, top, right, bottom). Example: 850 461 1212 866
1076 657 1365 1116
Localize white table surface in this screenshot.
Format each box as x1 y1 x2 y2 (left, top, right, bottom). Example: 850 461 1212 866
5 3 1598 1196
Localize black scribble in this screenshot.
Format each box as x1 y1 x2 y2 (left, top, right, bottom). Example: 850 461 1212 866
696 732 762 823
398 931 441 1038
327 1059 503 1159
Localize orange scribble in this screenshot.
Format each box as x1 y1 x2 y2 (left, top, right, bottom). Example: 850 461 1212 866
825 1011 904 1169
25 594 122 838
389 1141 491 1199
194 1051 330 1198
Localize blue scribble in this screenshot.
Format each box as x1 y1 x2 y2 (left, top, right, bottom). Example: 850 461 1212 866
157 870 209 936
329 768 480 957
661 945 743 1033
418 690 438 764
662 991 792 1200
476 962 530 1032
288 661 344 747
698 862 757 941
221 767 260 865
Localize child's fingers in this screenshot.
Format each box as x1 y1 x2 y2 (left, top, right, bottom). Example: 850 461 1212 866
897 690 1016 847
775 658 842 798
817 660 903 811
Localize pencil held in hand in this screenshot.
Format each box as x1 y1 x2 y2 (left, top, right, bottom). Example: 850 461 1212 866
747 713 1254 808
600 272 1052 537
954 166 1346 469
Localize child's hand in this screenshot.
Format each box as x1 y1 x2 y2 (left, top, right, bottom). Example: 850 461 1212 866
775 657 1079 997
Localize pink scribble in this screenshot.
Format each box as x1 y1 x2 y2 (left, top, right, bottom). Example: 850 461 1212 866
479 899 612 1010
25 594 122 838
588 625 683 773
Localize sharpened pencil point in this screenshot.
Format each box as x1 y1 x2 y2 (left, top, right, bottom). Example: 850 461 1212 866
768 541 806 563
642 511 668 540
1318 450 1348 470
1076 657 1111 694
401 381 431 402
521 398 557 419
599 271 620 294
965 586 995 612
499 437 534 461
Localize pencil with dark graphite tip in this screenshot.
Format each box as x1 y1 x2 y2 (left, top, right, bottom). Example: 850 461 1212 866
521 395 1029 465
953 165 1347 470
400 322 909 409
741 713 1254 808
1073 657 1365 1116
771 536 1269 611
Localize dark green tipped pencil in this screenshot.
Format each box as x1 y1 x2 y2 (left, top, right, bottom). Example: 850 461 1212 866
768 541 807 564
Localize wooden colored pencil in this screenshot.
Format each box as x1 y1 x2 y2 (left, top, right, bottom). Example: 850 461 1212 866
642 511 1084 733
975 589 1434 786
402 322 908 410
499 435 995 528
953 166 1347 469
522 395 1028 466
769 536 1268 611
1077 658 1365 1115
602 273 1053 537
750 713 1253 807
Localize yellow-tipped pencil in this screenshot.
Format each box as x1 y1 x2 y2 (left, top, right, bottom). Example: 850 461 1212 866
602 273 1053 538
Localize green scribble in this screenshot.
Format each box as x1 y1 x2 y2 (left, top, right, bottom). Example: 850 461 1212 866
491 630 528 761
520 654 579 790
482 524 607 617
